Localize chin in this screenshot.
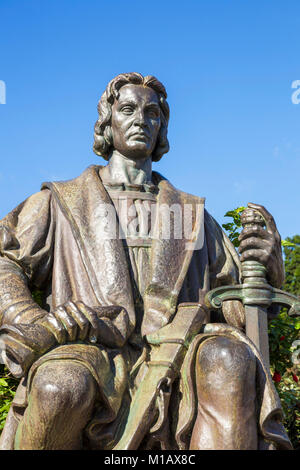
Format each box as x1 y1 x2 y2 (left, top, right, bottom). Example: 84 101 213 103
125 143 152 160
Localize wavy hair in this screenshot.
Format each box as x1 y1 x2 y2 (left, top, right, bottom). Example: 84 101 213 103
93 73 170 162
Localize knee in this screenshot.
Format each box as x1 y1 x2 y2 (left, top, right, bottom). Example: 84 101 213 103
196 336 256 388
30 361 96 413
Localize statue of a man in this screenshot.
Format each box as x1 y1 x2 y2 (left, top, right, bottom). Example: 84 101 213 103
0 73 292 450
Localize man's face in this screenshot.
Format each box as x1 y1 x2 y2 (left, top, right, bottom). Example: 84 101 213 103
111 84 161 161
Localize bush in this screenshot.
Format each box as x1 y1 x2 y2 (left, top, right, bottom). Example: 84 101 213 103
269 311 300 449
0 365 18 431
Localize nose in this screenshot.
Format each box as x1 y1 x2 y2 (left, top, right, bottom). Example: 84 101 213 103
133 109 146 127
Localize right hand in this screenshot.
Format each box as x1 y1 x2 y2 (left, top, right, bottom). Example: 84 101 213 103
39 300 102 345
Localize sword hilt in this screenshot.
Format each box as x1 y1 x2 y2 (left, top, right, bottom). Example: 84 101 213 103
240 208 272 306
240 207 267 286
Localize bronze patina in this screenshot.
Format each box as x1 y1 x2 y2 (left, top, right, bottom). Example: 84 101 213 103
0 73 294 450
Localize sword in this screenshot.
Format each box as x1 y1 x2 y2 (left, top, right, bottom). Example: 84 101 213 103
205 206 300 367
113 303 205 450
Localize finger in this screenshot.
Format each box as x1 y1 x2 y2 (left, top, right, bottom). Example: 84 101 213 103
40 313 67 344
238 225 270 242
64 301 89 341
266 257 284 288
247 203 277 234
93 305 123 319
240 248 268 264
54 306 78 342
75 301 100 344
239 237 270 254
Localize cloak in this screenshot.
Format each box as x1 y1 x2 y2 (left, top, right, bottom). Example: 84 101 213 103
0 165 292 449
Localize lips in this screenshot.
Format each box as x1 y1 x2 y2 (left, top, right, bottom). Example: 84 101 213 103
129 132 149 142
130 132 148 138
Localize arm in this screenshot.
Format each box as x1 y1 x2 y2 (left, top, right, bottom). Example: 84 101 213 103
0 189 132 352
0 189 55 327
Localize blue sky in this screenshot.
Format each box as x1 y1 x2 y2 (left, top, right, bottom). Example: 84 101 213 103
0 0 299 239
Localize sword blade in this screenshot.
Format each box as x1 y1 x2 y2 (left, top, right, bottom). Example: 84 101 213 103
245 305 270 369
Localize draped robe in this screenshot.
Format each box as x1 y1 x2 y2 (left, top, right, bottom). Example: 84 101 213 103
0 165 292 450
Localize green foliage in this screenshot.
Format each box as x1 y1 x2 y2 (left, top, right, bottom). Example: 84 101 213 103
270 235 300 448
0 365 18 431
269 312 300 450
222 206 246 247
282 235 300 297
282 239 297 248
269 311 299 374
275 371 300 448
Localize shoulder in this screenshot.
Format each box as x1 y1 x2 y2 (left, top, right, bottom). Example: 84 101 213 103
41 165 101 193
0 188 52 228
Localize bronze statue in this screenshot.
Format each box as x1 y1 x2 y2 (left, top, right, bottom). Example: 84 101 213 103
0 73 294 450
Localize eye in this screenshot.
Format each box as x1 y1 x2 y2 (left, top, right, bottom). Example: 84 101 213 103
147 108 160 118
120 106 134 115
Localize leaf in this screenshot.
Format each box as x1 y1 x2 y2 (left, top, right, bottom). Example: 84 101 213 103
282 239 297 248
222 223 234 231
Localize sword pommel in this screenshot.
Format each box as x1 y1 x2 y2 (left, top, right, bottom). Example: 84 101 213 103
240 207 265 228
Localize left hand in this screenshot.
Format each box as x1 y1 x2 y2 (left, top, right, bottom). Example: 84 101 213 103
238 203 284 288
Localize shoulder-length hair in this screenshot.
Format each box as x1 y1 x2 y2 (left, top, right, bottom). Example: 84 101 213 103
93 73 170 162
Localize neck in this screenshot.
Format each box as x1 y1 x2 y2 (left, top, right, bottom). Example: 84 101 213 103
101 150 152 185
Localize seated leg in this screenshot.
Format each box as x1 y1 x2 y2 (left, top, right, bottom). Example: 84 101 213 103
190 336 257 450
14 360 97 450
